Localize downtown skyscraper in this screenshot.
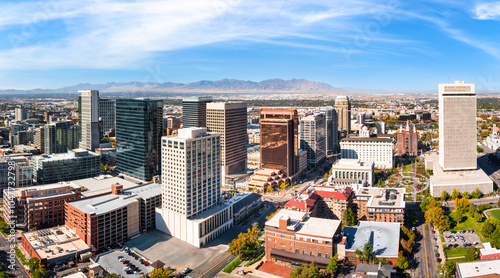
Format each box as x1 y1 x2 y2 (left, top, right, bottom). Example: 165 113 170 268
78 90 100 151
182 96 213 128
116 98 163 181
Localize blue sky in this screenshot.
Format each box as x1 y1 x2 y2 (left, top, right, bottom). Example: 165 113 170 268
0 0 500 92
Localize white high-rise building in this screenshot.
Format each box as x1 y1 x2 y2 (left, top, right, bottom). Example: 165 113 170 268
156 127 233 247
299 113 326 166
79 90 100 151
438 81 477 171
15 106 28 121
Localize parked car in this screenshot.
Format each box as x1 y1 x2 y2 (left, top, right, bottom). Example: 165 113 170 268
183 268 192 274
122 260 130 264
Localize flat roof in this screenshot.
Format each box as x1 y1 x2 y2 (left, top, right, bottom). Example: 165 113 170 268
344 221 401 257
33 150 99 161
428 155 493 186
480 242 500 256
332 159 374 170
266 210 307 229
68 175 147 197
366 188 405 209
266 210 340 238
68 183 161 215
341 137 392 143
456 259 500 278
23 225 90 262
189 203 231 222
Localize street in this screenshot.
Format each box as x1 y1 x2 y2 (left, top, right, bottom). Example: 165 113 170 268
407 202 439 278
0 235 29 278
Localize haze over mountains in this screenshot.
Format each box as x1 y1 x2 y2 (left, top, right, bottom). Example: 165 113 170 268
0 78 344 95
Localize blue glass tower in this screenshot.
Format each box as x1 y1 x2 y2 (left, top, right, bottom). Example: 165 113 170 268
116 99 163 181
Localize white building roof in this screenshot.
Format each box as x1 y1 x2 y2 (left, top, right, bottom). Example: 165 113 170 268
266 209 340 239
344 221 401 257
456 259 500 278
480 242 500 256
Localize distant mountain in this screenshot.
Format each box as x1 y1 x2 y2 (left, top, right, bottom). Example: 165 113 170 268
0 78 342 95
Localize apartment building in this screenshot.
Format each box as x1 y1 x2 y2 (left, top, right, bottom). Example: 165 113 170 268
33 149 100 184
264 210 341 268
340 136 394 169
3 183 81 230
355 187 405 223
0 156 32 197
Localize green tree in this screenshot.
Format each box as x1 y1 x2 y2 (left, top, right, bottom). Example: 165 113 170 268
453 210 463 224
451 188 460 200
491 229 500 249
441 190 449 201
363 242 375 263
342 208 358 226
325 254 339 275
395 251 409 270
498 198 500 207
0 220 8 234
462 191 471 199
425 205 451 231
27 257 40 273
465 247 478 261
290 261 320 278
145 268 175 278
478 204 492 212
454 197 470 214
228 222 259 258
443 260 457 277
104 274 120 278
31 267 49 278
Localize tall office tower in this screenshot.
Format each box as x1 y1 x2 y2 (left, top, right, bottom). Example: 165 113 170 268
116 98 163 181
99 98 116 137
182 96 213 128
260 109 299 177
33 127 45 151
78 90 100 151
157 128 233 248
44 121 80 154
15 106 28 121
299 113 326 167
206 102 248 177
320 106 339 155
335 95 351 136
439 81 477 171
161 128 221 217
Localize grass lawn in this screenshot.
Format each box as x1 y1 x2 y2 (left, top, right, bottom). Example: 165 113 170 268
450 213 483 231
402 172 412 176
441 236 445 242
223 257 242 274
403 164 413 171
488 208 500 221
444 248 469 258
447 257 467 264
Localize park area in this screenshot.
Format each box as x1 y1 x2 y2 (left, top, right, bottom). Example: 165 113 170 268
485 208 500 221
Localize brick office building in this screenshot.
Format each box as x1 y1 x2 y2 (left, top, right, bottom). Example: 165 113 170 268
354 188 405 223
3 183 81 230
264 210 341 268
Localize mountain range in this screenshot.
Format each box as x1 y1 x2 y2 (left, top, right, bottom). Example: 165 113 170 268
0 78 343 95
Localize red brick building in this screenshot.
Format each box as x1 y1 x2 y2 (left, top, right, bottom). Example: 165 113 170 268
264 210 341 268
479 243 500 260
3 184 81 231
395 121 418 157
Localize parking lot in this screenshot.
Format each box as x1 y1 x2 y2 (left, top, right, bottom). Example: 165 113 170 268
442 230 481 249
95 250 152 277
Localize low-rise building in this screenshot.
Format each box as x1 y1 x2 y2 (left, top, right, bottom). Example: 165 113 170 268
3 183 81 230
226 193 261 224
33 149 100 184
355 187 405 223
264 210 342 268
21 225 91 267
65 183 161 250
479 242 500 261
328 159 374 186
246 168 290 193
340 221 400 264
312 186 354 220
353 263 396 278
456 259 500 278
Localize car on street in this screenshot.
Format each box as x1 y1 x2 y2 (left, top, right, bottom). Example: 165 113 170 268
435 253 440 257
183 268 192 274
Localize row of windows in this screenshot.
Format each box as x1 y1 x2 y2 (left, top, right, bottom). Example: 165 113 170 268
294 249 330 258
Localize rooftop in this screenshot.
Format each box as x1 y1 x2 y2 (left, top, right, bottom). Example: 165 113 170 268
332 159 374 170
22 225 91 262
68 175 147 197
456 259 500 278
480 242 500 256
225 193 261 214
344 221 401 258
366 188 405 209
67 183 161 215
266 209 340 238
341 137 393 143
34 149 99 162
189 203 232 222
427 155 493 186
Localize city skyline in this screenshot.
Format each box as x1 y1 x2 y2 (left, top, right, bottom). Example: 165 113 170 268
0 1 499 92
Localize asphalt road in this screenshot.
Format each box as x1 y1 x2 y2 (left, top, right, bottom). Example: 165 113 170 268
407 202 439 278
0 235 29 278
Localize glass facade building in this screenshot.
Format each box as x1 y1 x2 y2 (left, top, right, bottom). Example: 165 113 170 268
116 99 163 181
260 109 299 177
182 96 213 128
44 121 80 154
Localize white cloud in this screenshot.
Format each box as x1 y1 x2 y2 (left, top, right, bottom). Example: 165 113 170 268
0 0 418 70
473 1 500 20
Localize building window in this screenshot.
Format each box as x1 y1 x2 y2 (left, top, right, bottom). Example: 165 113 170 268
267 238 271 241
281 243 285 247
303 251 307 255
295 249 299 253
325 254 330 258
318 253 322 257
281 234 285 238
310 252 314 256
